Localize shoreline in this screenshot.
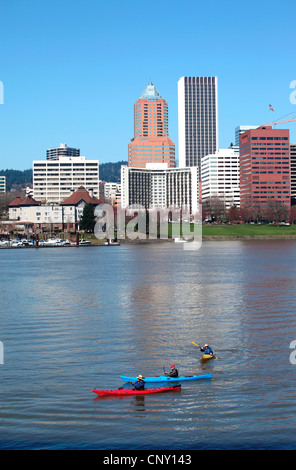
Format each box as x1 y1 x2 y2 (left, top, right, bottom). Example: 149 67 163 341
201 235 296 240
2 232 296 249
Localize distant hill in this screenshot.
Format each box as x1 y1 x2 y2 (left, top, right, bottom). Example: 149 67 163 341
99 161 127 183
0 161 128 190
0 169 33 191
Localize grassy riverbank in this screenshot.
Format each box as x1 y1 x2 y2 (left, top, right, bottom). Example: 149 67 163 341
201 223 296 238
81 223 296 244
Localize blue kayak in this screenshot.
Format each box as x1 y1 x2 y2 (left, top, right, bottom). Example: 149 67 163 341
121 373 211 383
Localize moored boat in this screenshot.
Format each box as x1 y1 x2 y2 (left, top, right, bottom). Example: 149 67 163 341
174 237 188 243
78 239 91 246
43 237 67 246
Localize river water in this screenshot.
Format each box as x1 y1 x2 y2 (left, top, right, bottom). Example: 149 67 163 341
1 240 296 450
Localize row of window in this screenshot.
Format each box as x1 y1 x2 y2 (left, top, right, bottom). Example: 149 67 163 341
252 136 289 140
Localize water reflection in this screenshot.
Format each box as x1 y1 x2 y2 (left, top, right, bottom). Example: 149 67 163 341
1 242 296 449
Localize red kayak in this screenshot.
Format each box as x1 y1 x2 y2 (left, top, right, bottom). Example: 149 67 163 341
92 385 181 396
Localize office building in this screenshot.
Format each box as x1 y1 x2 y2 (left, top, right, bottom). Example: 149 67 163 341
47 143 80 160
290 143 296 205
128 81 175 168
201 149 240 208
33 156 99 203
235 126 259 146
239 126 290 209
0 176 6 192
121 163 199 214
178 76 218 169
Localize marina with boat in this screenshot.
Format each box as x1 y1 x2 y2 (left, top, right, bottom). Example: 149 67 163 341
0 235 92 248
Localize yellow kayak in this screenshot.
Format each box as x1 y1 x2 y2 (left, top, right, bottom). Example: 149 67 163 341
201 352 215 361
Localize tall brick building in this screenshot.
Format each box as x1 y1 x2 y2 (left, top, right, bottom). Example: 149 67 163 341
239 126 290 210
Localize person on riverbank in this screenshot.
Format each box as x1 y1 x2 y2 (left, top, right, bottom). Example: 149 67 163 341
200 344 214 356
165 364 179 377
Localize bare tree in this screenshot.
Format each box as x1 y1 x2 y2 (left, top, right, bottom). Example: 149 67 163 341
203 196 227 222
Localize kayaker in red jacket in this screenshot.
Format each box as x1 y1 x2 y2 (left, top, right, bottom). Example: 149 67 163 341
165 364 179 378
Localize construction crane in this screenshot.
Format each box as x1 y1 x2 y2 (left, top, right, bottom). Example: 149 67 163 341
263 113 296 126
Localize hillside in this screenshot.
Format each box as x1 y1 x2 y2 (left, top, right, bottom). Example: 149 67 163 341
0 169 33 191
99 161 127 183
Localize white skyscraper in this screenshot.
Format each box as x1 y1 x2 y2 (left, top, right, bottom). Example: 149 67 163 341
201 148 240 208
178 76 218 170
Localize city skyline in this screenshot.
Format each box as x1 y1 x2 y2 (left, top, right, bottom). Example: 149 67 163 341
0 0 296 171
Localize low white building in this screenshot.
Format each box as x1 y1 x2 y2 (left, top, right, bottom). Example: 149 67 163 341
201 148 240 208
9 187 102 231
33 156 99 203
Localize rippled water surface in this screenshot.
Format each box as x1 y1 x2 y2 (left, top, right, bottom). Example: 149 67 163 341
1 240 296 449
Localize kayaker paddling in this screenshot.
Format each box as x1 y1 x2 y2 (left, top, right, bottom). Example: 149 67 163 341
130 375 145 390
164 364 179 378
192 341 218 359
200 344 214 356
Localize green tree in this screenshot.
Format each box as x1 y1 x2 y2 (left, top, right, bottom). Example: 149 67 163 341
79 203 96 232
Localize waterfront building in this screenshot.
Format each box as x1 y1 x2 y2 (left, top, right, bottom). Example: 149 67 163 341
33 156 99 204
239 126 290 210
9 187 102 232
201 148 240 209
9 195 42 225
60 186 102 231
0 176 6 192
290 143 296 205
128 81 175 168
178 76 218 169
121 163 199 214
47 143 80 160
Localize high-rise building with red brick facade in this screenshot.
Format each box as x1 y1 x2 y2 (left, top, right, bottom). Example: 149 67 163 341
239 126 290 210
128 81 175 168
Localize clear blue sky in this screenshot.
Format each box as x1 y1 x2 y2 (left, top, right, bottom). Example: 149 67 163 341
1 0 296 170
